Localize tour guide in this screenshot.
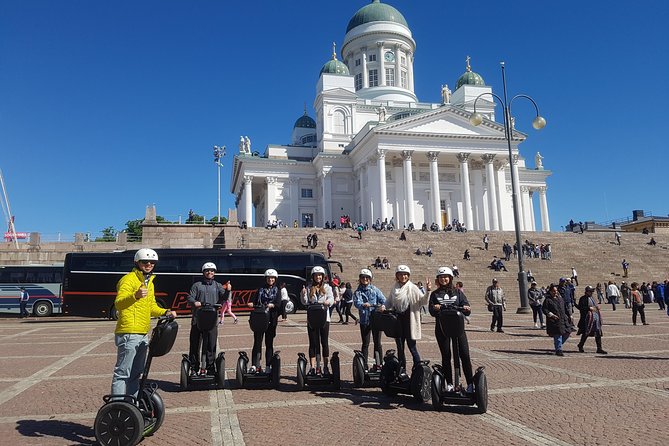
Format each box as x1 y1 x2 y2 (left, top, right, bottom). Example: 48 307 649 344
111 248 176 398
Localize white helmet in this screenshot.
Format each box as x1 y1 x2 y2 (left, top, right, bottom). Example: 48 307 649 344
436 266 453 277
311 266 326 276
395 265 411 275
134 248 158 263
264 269 278 278
359 268 373 279
202 262 217 272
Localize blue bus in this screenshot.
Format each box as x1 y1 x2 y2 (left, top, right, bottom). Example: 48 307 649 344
0 265 63 316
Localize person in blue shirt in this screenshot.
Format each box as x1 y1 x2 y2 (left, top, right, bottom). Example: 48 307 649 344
353 268 386 371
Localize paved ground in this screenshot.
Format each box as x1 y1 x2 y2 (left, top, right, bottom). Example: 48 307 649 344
1 301 668 446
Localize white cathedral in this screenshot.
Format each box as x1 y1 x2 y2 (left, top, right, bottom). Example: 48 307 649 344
230 0 551 231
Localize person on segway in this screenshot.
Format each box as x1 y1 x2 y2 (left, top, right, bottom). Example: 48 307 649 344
428 266 474 393
300 266 335 375
187 262 231 376
248 269 281 373
385 265 430 377
110 248 176 398
353 268 386 370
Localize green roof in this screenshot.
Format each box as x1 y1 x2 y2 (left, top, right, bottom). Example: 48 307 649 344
346 0 408 33
320 58 350 75
456 57 485 89
294 113 316 129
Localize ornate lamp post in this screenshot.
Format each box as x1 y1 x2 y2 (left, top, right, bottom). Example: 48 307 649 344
213 145 225 223
470 62 546 313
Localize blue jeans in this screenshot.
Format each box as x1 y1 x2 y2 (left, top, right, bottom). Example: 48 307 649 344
531 305 544 325
553 333 570 352
111 333 149 398
19 301 29 317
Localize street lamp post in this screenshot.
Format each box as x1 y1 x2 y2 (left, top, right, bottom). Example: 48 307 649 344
470 62 546 314
213 145 225 223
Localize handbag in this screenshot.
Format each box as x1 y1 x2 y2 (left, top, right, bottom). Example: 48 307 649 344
487 303 493 312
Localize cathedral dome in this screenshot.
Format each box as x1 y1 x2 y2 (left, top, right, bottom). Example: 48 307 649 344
346 0 409 33
320 57 350 75
456 57 485 90
294 112 316 129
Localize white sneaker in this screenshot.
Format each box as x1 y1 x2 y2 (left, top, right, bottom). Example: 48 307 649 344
249 365 256 373
466 384 474 393
534 322 539 328
446 384 454 392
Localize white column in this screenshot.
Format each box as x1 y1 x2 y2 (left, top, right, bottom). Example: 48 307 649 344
472 165 486 231
321 169 332 225
529 190 536 231
265 177 277 225
362 47 368 88
377 149 388 222
366 159 376 223
394 44 401 85
520 186 532 231
482 154 499 230
290 178 299 226
243 175 253 228
457 153 473 230
511 155 524 230
402 150 415 226
538 186 550 232
445 192 452 225
378 42 385 86
427 151 441 230
407 51 415 91
358 168 366 224
393 159 404 228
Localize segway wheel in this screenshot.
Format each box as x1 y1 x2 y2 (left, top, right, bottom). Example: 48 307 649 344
215 352 226 388
236 355 247 387
94 401 144 446
180 358 190 391
352 354 365 387
143 390 165 437
271 355 281 388
331 353 341 390
296 356 307 391
431 372 443 411
411 364 432 403
475 370 488 414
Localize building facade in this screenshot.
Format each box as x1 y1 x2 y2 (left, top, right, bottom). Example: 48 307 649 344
230 0 551 231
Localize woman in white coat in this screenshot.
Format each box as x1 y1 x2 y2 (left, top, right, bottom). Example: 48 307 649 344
385 265 431 375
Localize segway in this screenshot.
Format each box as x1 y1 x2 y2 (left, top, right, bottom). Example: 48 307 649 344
235 305 281 388
180 304 225 390
296 303 341 390
430 305 488 413
375 310 432 402
95 316 179 446
352 306 384 387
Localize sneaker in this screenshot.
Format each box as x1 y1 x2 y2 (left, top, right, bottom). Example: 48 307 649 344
541 324 546 328
577 344 585 353
316 366 322 376
643 323 650 325
190 369 199 377
234 319 238 324
446 384 454 392
256 366 262 374
249 365 257 373
496 329 504 333
466 384 474 393
308 368 316 376
556 350 564 356
323 366 330 376
534 322 539 328
266 365 272 374
342 322 349 325
199 368 207 376
219 321 223 325
596 349 608 354
355 319 359 325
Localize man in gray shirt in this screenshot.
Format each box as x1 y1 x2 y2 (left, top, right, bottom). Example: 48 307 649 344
485 278 506 333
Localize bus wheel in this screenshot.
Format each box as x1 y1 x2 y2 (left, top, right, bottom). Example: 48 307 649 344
109 306 119 321
33 301 53 317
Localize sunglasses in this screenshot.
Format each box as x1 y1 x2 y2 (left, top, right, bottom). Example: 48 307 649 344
139 260 156 265
203 269 216 273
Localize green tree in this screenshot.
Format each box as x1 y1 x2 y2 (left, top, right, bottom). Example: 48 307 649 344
208 216 228 224
96 226 117 242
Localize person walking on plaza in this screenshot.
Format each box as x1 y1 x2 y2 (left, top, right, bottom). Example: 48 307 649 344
485 278 506 332
279 282 290 322
483 234 489 251
188 262 231 375
110 249 176 398
326 240 334 259
342 282 358 325
606 281 621 311
630 282 648 326
18 287 29 318
620 281 631 308
353 269 385 369
576 286 607 354
528 281 545 328
621 259 629 277
571 267 579 286
542 284 573 356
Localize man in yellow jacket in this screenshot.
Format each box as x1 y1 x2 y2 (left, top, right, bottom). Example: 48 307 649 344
111 248 176 398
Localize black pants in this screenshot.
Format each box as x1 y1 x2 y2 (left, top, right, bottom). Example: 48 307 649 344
280 300 288 319
359 323 381 369
307 322 330 359
578 331 603 350
491 305 503 331
632 304 646 325
396 309 420 370
436 326 473 386
344 302 357 323
252 323 277 367
189 323 218 370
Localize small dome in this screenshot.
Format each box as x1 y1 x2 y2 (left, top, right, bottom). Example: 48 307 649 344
320 58 350 75
456 56 485 90
294 112 316 129
346 0 409 33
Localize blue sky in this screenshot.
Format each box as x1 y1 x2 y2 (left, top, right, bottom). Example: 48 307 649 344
1 0 667 238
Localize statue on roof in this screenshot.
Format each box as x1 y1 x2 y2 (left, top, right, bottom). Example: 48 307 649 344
239 136 251 154
441 84 451 104
377 105 387 122
244 136 251 154
535 152 544 170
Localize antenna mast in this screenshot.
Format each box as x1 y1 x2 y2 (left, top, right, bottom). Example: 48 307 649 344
0 169 19 249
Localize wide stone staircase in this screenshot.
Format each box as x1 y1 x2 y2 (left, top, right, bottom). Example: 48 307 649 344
238 227 668 308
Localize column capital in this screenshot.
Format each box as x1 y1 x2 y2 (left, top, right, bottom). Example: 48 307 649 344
481 154 496 164
376 41 384 47
401 150 413 161
265 176 276 184
243 175 253 185
506 185 513 193
456 152 470 163
426 151 440 162
520 185 530 193
538 186 547 193
376 148 387 160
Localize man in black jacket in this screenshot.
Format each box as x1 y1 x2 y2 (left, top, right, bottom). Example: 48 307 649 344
576 286 607 354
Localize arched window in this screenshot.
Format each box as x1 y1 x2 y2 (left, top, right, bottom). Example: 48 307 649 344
333 110 346 134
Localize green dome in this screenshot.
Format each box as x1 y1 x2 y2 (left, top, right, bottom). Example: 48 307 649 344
455 57 485 89
294 113 316 129
346 0 409 33
320 58 350 75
